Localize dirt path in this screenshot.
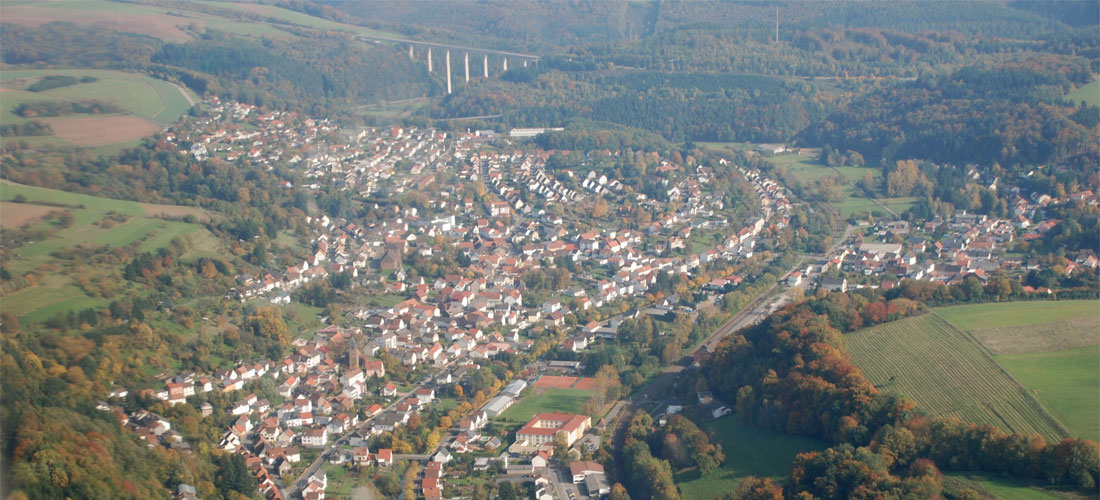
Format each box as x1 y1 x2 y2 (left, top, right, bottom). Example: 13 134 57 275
169 82 197 107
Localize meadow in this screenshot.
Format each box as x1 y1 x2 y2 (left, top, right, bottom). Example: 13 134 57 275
675 417 827 500
2 0 399 42
943 473 1075 500
765 153 915 217
935 300 1100 442
845 314 1067 442
1 181 224 323
0 68 196 148
998 346 1100 443
1065 80 1100 107
934 300 1099 331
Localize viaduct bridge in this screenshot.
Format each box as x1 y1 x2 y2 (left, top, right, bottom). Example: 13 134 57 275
354 35 540 94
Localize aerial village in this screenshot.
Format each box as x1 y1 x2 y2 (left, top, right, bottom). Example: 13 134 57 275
97 96 1097 500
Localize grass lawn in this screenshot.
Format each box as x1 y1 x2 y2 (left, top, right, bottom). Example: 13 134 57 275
360 293 407 308
845 314 1067 442
436 398 460 413
1065 80 1100 107
997 346 1100 443
675 417 827 500
935 300 1099 331
496 388 592 425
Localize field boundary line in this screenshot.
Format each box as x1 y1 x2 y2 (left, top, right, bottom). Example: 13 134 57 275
930 311 1072 440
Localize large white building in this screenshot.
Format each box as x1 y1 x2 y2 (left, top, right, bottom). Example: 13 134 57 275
516 413 591 447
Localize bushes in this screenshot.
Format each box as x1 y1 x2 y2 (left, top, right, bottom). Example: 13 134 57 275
27 75 78 92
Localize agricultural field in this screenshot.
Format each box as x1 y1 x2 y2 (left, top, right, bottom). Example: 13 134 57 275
1 0 398 42
675 417 827 500
845 314 1068 442
934 300 1099 332
1065 80 1100 107
943 473 1074 500
935 300 1100 442
0 181 225 323
0 68 196 148
495 387 593 425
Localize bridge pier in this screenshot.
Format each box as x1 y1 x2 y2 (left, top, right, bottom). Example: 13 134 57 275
445 50 452 94
464 52 469 83
483 55 489 78
427 47 433 72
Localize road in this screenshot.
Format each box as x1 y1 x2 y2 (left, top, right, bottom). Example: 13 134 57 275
354 34 540 60
610 223 859 469
286 360 459 497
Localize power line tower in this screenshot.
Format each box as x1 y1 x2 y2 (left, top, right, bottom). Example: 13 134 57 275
775 5 780 44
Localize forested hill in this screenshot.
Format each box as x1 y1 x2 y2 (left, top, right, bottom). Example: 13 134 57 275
801 57 1099 168
326 0 1099 52
1 22 434 116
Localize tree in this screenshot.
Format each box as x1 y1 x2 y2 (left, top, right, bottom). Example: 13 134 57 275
609 483 632 500
554 432 570 460
886 159 920 197
497 481 518 500
724 477 784 500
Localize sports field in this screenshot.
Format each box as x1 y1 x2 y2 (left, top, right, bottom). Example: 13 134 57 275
675 417 827 500
846 314 1068 442
496 387 593 424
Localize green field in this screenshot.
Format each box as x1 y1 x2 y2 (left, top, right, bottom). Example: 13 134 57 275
1 180 146 215
845 314 1067 442
2 0 399 42
935 300 1099 331
1065 80 1100 107
998 346 1100 443
1 182 225 322
676 417 827 500
0 69 195 126
944 473 1070 500
932 301 1100 443
496 388 593 424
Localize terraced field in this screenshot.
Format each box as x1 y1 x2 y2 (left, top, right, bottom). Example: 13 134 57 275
846 314 1068 442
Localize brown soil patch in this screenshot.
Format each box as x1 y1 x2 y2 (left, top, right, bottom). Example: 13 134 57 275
2 6 197 42
139 203 211 221
43 115 160 147
0 202 58 227
972 317 1100 355
535 375 578 389
570 377 598 391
